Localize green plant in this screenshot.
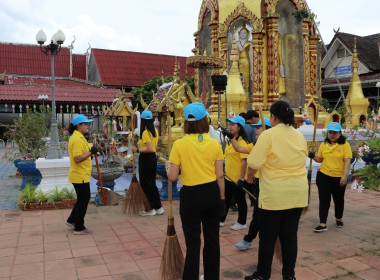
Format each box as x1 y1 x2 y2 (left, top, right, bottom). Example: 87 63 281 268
50 187 64 202
36 189 50 203
62 187 76 199
3 109 49 161
352 164 380 191
17 185 38 204
292 8 311 22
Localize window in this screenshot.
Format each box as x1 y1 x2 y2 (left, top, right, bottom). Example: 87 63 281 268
337 46 345 58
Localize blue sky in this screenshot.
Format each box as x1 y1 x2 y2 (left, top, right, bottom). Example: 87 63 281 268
1 0 379 56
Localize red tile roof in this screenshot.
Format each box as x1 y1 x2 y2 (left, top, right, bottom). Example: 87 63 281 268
0 77 120 103
0 42 86 79
91 48 194 88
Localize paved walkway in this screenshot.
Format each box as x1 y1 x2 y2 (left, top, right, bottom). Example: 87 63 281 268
0 185 379 280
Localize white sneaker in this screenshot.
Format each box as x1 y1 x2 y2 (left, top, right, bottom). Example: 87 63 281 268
219 222 225 227
139 209 156 216
200 275 204 280
235 240 252 250
155 207 165 215
230 222 247 231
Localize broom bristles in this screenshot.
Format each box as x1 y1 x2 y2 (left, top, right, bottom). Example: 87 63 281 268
121 174 151 215
160 218 184 280
274 236 282 263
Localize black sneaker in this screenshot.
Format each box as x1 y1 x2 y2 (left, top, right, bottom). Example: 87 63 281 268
336 220 344 228
244 272 269 280
314 225 328 232
283 276 296 280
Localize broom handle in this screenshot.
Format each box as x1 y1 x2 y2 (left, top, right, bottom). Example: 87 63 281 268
93 143 108 206
259 106 266 131
131 116 136 175
309 105 319 171
167 114 173 218
224 173 257 200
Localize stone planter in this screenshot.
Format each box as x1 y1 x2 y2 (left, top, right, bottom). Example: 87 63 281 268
15 160 41 189
156 163 180 201
91 163 124 205
18 199 77 211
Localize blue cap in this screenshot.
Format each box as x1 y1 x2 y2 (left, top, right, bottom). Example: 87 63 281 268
327 122 342 132
141 110 153 119
253 117 272 128
227 116 245 127
71 114 93 126
185 102 209 121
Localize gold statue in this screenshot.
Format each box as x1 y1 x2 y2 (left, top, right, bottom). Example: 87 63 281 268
169 85 185 128
237 24 251 93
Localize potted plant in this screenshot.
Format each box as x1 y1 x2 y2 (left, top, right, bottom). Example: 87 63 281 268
3 109 49 189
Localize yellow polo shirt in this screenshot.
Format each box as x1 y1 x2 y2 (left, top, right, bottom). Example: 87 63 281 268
244 143 259 178
225 137 248 182
68 130 92 183
317 142 352 177
138 128 158 152
247 124 308 210
169 133 223 186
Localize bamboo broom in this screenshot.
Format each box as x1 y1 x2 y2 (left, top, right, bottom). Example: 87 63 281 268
304 105 319 215
122 116 151 215
258 106 282 263
160 114 184 280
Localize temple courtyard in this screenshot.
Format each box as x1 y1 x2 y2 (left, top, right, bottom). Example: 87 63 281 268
0 164 379 280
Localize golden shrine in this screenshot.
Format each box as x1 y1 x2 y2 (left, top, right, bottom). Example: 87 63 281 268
190 0 328 127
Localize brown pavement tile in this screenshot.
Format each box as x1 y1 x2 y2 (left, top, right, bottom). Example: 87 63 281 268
294 267 325 280
124 240 153 251
11 273 44 280
309 261 348 279
72 246 100 258
74 254 105 268
135 256 161 271
102 251 133 264
0 247 16 257
97 243 126 254
142 268 162 280
0 256 13 267
44 269 78 280
44 241 71 252
353 253 380 270
128 247 160 260
45 249 73 261
12 262 44 276
224 251 256 267
356 268 380 280
118 233 145 243
106 261 140 275
45 258 75 272
333 257 372 273
77 264 110 279
14 252 43 265
0 266 11 278
0 238 18 249
93 235 123 246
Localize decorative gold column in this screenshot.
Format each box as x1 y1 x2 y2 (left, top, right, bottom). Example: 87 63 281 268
209 21 219 74
266 16 280 104
302 19 311 102
252 31 265 106
309 35 320 97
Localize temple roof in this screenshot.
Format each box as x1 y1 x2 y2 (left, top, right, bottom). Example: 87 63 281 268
322 32 380 71
0 42 86 80
0 76 120 103
91 49 194 88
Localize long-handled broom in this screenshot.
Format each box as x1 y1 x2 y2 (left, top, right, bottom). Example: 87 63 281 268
304 104 319 215
122 117 151 215
160 114 184 280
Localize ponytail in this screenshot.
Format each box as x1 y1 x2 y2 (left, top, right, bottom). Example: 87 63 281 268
270 100 294 126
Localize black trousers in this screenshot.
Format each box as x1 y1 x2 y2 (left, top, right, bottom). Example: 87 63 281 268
316 171 347 224
257 208 302 279
221 179 247 225
138 153 162 210
67 182 91 231
180 181 220 280
244 178 260 242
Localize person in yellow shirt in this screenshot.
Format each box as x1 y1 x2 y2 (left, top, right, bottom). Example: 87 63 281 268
166 102 225 280
308 122 352 232
66 114 98 235
244 101 308 280
223 118 272 251
132 110 163 216
221 115 250 231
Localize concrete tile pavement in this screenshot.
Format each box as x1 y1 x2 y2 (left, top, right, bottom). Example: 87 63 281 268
0 185 379 279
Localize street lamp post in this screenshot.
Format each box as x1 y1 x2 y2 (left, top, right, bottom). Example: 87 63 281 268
376 81 380 111
36 29 65 159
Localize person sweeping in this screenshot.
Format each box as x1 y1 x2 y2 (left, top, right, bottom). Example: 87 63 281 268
132 110 164 216
66 114 97 235
223 118 272 251
244 101 308 280
166 102 225 280
221 115 249 231
308 122 352 232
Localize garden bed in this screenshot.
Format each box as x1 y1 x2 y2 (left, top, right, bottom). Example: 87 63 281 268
19 198 77 211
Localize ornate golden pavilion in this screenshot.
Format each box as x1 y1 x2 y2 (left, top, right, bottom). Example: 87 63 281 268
190 0 324 126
